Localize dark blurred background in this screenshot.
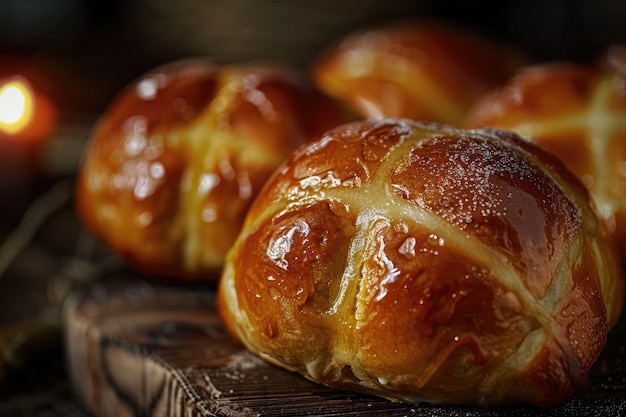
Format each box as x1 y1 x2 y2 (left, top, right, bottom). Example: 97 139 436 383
1 0 625 117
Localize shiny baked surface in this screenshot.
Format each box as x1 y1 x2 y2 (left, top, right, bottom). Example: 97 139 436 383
218 119 624 407
76 59 346 279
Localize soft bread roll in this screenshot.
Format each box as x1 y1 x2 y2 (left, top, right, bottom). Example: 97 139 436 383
311 20 524 126
465 52 626 254
218 119 624 407
76 59 346 279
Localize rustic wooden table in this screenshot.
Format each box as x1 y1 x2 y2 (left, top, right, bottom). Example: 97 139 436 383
62 267 626 417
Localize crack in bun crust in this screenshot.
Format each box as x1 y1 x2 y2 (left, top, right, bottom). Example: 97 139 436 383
218 119 625 408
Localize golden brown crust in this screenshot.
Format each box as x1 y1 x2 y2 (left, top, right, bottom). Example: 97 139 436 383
311 20 524 126
465 56 626 271
218 119 624 407
76 58 347 279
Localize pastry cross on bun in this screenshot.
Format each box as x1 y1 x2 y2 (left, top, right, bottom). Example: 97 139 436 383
76 59 346 279
218 119 624 407
465 48 626 253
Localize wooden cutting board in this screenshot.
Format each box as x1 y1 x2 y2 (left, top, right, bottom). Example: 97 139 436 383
63 267 626 417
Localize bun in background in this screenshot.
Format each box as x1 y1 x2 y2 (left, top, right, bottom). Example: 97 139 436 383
76 59 347 279
465 48 626 255
312 20 525 125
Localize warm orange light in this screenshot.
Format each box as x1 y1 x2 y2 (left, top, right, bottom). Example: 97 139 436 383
0 79 34 135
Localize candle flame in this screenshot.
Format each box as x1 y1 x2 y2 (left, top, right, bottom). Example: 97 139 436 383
0 79 34 135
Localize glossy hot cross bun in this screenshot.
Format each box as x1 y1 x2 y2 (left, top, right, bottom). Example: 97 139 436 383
465 46 626 253
76 59 346 279
218 119 624 407
311 20 524 126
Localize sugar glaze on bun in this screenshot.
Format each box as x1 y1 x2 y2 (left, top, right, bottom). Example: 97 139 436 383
218 119 624 407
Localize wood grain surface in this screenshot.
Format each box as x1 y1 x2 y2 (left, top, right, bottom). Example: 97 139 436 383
63 267 626 417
